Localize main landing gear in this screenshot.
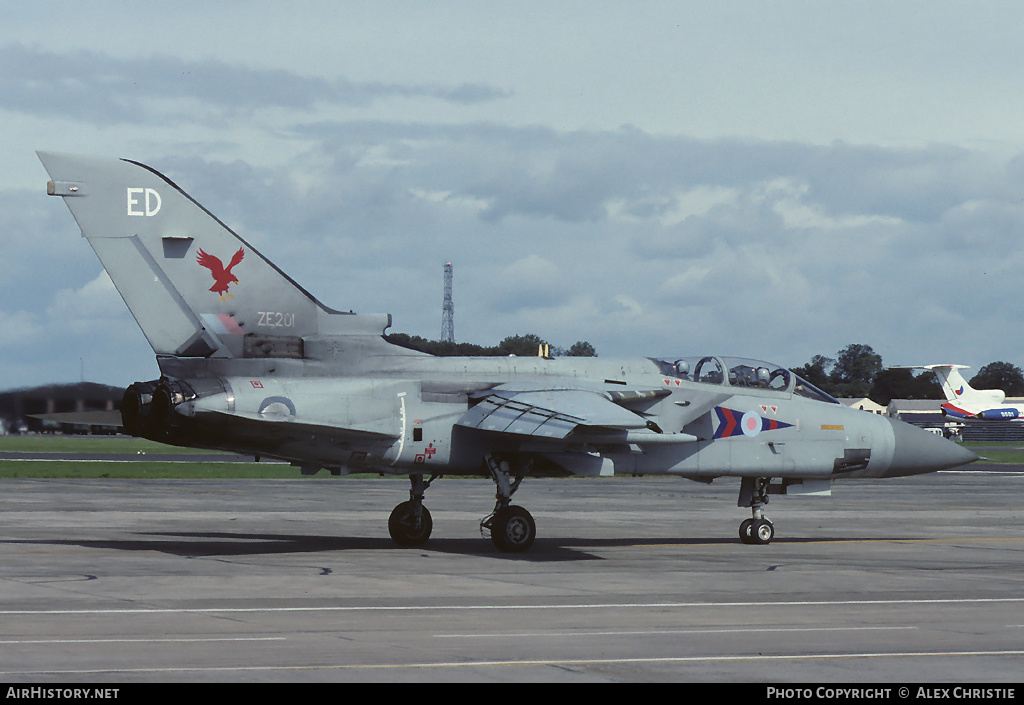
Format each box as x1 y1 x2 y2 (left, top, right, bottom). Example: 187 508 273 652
387 456 537 553
388 473 438 546
480 454 536 553
738 477 775 545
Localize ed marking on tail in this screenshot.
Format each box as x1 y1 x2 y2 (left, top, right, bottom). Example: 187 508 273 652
196 247 244 300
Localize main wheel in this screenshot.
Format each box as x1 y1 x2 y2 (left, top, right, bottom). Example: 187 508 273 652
490 505 536 553
388 501 433 546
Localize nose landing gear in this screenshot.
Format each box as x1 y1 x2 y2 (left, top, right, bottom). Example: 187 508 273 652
739 516 775 545
738 477 775 545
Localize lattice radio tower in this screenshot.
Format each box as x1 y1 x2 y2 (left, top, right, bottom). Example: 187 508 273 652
441 262 455 342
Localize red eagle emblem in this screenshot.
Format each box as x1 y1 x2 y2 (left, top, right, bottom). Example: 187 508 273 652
196 247 244 300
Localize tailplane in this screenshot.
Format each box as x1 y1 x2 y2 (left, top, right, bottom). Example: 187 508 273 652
38 152 389 360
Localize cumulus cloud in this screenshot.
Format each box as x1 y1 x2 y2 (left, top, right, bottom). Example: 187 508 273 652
7 45 1024 383
7 2 1024 391
118 121 1024 371
46 272 123 326
488 255 569 313
0 310 43 347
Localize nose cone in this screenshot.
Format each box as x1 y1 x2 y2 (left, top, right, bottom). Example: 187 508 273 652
887 418 979 476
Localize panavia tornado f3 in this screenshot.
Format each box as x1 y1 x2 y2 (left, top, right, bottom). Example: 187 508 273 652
37 152 978 552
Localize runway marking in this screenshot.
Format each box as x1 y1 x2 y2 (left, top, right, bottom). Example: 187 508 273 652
613 536 1024 548
4 649 1024 676
0 637 285 644
1 597 1022 616
750 536 1024 546
942 470 1024 476
434 626 917 638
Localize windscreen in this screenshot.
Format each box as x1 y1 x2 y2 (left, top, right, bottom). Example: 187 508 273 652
792 375 841 404
651 356 793 392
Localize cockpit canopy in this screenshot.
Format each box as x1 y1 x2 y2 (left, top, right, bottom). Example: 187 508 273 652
650 356 840 405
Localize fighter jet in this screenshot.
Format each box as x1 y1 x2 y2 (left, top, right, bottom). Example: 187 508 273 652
910 364 1024 421
37 152 978 551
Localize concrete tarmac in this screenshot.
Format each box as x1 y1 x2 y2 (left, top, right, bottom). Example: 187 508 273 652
0 468 1022 683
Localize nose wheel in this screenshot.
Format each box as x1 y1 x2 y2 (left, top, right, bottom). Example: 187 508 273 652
739 517 774 545
738 477 775 545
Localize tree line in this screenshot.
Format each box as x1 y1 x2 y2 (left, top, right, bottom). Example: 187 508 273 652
791 343 1024 404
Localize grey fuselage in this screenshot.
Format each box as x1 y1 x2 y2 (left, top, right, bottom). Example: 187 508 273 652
152 346 926 482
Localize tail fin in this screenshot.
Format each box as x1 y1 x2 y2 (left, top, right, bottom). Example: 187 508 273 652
38 152 388 360
922 364 1005 406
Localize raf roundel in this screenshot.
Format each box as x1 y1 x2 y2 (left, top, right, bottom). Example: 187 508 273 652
740 411 762 437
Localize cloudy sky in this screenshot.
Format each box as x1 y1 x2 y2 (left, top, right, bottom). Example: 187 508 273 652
3 1 1024 389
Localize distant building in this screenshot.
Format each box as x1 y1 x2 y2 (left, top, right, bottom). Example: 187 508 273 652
0 383 123 434
885 399 945 426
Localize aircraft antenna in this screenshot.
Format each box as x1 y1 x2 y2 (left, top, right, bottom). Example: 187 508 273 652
441 262 454 343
